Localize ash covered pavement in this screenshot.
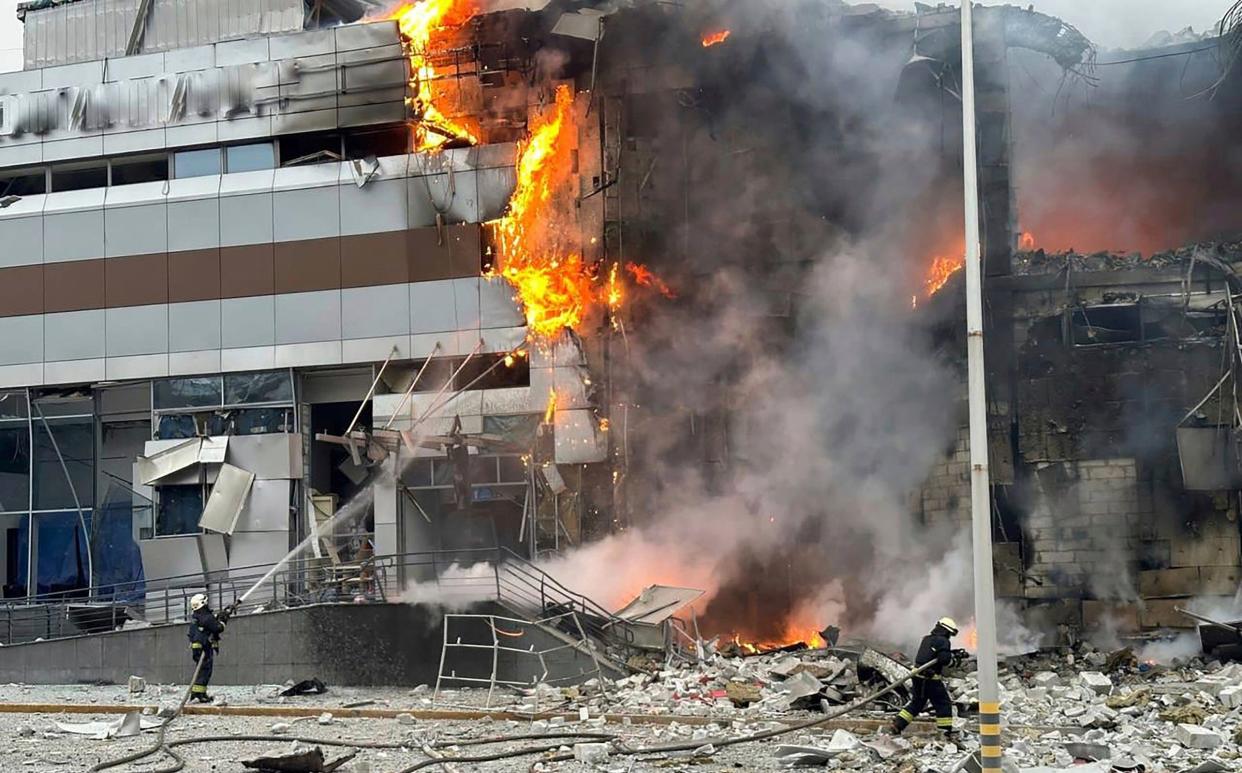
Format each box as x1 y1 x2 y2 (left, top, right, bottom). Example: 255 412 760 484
4 639 1242 772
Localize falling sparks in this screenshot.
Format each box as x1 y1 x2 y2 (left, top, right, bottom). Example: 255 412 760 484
925 254 966 297
388 0 480 151
543 388 558 425
701 29 732 47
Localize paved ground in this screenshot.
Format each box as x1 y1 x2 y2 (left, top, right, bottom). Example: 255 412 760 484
0 683 943 772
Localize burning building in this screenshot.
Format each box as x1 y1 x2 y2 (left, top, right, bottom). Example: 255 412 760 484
0 0 1238 682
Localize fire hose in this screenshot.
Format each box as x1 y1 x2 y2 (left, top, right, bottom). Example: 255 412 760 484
89 659 940 772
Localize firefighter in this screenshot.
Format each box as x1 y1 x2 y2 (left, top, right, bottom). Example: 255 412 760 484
187 594 235 703
890 617 967 738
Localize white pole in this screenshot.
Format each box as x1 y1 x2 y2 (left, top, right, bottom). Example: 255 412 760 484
960 2 1002 769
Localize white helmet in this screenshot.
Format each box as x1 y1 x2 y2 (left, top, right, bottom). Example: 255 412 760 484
937 617 959 636
190 593 208 611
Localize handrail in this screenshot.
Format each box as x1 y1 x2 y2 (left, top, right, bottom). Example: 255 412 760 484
0 545 641 651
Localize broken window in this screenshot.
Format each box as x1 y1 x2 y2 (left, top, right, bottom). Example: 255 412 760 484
156 414 199 440
230 408 295 435
155 485 203 537
0 423 30 512
172 148 222 179
0 167 46 196
33 510 89 597
223 371 293 405
279 132 342 166
154 377 223 410
1070 304 1142 346
344 127 410 159
225 142 275 174
32 417 94 511
455 354 531 390
110 153 169 186
0 512 28 599
50 161 107 192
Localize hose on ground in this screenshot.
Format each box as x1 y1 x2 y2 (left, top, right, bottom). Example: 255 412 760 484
88 652 207 773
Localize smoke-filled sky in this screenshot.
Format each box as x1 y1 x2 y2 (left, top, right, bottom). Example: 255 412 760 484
874 0 1229 50
0 0 1232 72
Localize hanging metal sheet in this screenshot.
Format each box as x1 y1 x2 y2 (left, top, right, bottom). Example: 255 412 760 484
613 586 704 625
136 437 203 485
198 462 255 535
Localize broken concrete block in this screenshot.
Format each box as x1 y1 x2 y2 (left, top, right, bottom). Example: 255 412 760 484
396 713 415 725
1175 724 1223 749
725 682 762 707
1218 685 1242 709
317 712 334 725
1079 672 1112 695
269 722 291 735
573 743 610 763
128 676 146 694
1032 672 1061 688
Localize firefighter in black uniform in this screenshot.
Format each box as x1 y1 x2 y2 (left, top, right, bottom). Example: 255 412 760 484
187 594 236 703
891 617 967 737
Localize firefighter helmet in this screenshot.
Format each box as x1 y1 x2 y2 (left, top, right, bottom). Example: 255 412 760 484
937 617 959 636
190 593 208 611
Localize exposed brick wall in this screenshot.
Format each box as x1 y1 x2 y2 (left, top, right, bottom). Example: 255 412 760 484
921 424 972 528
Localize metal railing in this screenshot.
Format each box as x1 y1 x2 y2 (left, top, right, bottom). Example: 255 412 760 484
0 546 638 651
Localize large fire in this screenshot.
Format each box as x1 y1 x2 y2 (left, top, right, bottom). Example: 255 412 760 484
388 0 480 151
925 253 965 297
382 2 674 340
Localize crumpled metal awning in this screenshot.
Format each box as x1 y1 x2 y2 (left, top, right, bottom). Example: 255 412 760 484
613 585 704 625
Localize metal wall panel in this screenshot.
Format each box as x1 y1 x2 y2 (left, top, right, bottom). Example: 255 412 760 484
106 304 170 356
167 198 221 251
0 314 45 366
0 216 44 268
409 279 459 334
45 309 106 360
219 192 274 247
233 478 289 531
453 277 481 330
23 0 303 69
168 299 222 352
272 186 340 242
341 284 410 340
275 289 341 345
479 276 523 329
44 210 105 263
220 296 275 348
339 178 407 236
105 203 169 257
226 433 301 479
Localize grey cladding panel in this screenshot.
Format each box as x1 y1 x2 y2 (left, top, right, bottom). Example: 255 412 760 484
106 305 170 357
168 199 222 252
169 300 222 353
0 216 44 268
220 193 274 247
275 290 341 345
342 284 410 339
221 296 275 348
339 179 407 235
0 315 44 366
44 210 105 263
273 187 340 242
45 310 106 361
106 204 169 257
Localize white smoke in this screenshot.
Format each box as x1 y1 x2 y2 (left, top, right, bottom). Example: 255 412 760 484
402 562 498 610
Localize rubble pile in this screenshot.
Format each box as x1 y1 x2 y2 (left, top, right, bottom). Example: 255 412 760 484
1014 241 1242 275
505 641 1242 771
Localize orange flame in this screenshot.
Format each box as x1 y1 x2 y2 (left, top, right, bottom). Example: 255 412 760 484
625 262 676 299
388 0 480 151
961 622 979 654
1019 231 1036 250
702 29 732 47
925 254 965 297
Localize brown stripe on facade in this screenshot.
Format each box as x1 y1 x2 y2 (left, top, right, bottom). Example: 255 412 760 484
274 237 341 294
408 224 483 281
106 253 169 307
0 224 484 318
342 230 408 288
169 249 221 304
220 244 275 299
44 259 105 313
0 265 44 317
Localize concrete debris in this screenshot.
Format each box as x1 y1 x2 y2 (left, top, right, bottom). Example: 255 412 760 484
572 743 610 763
725 681 762 707
396 713 416 725
1080 671 1113 695
127 675 146 694
317 712 335 725
1176 724 1224 749
270 722 293 735
241 747 356 772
